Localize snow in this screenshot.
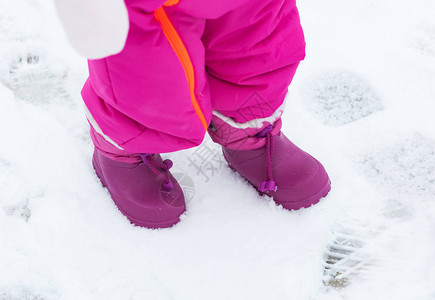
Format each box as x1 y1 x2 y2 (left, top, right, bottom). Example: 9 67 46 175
0 0 434 299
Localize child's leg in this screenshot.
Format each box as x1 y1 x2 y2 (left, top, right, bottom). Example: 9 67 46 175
202 0 306 149
82 3 217 228
81 3 212 157
202 1 331 209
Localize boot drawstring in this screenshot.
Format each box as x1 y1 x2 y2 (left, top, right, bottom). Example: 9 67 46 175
139 154 174 191
256 125 277 192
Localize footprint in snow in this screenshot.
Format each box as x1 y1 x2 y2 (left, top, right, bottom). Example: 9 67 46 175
322 215 381 288
356 133 435 204
0 1 71 105
0 49 71 105
0 160 37 223
302 71 383 126
0 286 58 300
411 22 435 57
321 207 416 290
322 133 435 290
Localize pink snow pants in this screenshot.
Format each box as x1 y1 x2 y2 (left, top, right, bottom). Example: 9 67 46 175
82 0 306 162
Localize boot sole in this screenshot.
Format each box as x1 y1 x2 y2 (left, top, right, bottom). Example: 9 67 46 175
275 178 331 210
227 163 331 211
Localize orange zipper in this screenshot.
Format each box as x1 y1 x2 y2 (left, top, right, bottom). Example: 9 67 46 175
154 6 208 132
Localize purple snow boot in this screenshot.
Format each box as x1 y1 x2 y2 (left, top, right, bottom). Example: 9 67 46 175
92 149 186 229
223 126 331 210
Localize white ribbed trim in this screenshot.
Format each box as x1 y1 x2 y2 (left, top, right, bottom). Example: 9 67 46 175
83 104 124 150
212 99 286 129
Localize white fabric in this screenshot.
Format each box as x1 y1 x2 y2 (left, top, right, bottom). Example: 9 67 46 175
212 99 286 129
54 0 129 59
83 105 124 150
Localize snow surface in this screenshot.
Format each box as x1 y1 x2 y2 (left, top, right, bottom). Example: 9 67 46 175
1 0 435 299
